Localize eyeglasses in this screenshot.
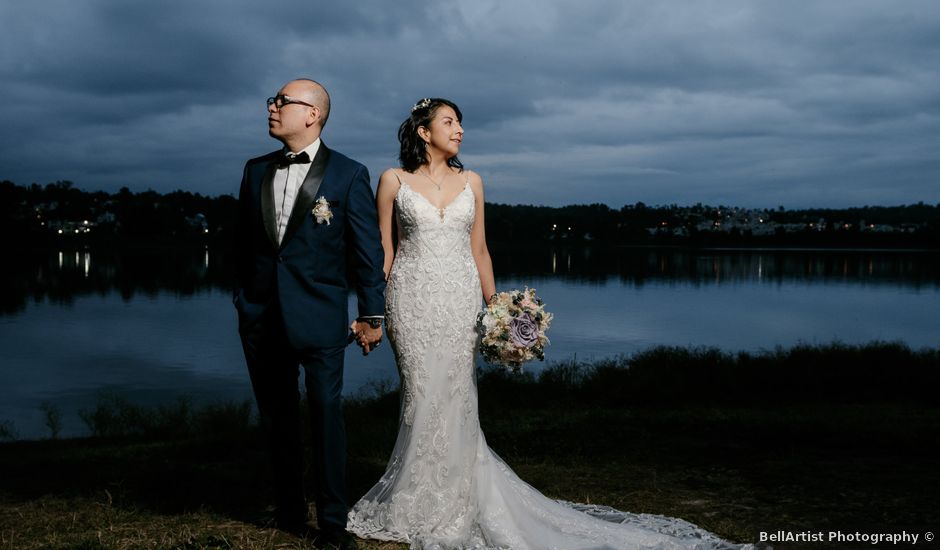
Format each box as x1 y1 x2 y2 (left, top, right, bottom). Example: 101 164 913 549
266 94 316 110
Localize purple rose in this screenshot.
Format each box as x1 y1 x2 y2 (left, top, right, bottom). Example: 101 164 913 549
509 313 539 348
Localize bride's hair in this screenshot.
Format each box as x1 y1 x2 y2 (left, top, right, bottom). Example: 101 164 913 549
398 98 464 173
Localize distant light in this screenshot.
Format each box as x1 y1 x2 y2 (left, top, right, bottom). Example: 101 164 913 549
204 228 209 234
57 229 63 234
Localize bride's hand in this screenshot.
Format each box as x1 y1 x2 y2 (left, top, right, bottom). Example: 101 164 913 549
350 320 383 355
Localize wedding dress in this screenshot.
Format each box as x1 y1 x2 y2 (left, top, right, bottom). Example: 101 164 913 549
348 174 750 550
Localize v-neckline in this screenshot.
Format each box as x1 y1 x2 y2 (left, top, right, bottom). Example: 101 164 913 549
397 173 470 218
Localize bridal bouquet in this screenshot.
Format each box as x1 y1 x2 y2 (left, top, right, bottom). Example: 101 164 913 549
477 287 552 372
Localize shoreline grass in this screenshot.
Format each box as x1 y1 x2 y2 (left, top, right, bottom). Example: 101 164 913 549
2 342 938 549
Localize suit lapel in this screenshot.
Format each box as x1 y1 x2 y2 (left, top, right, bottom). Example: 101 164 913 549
281 143 331 248
260 161 279 248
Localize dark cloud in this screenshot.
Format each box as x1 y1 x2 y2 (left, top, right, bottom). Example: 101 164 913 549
0 0 937 207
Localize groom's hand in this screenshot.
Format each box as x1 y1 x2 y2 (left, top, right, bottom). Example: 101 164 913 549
350 320 383 355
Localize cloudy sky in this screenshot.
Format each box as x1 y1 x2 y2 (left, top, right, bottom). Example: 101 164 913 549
1 1 938 208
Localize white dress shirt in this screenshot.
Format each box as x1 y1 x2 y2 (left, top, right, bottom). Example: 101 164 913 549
273 138 321 244
272 139 383 325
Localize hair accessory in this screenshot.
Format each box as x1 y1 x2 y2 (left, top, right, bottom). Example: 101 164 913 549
411 98 432 113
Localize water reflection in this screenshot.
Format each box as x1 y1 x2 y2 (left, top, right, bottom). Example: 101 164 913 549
55 250 93 279
495 245 940 288
2 246 938 317
1 248 236 316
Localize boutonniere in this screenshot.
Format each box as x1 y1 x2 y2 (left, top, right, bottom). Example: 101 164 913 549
312 196 334 225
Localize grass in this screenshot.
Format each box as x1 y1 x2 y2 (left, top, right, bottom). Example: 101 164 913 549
2 342 939 549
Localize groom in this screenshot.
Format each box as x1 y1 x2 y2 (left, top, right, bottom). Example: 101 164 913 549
234 78 385 549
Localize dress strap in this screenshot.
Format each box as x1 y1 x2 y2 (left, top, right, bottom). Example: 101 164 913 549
393 170 407 189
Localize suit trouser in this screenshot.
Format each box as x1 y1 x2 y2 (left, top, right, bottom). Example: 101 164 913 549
240 304 348 529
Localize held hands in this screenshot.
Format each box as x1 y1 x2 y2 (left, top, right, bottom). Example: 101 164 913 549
350 320 383 355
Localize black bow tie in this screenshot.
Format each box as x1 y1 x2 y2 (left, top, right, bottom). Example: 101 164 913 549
276 151 311 168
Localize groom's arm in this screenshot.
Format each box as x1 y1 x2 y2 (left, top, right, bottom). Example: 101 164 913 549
345 164 386 318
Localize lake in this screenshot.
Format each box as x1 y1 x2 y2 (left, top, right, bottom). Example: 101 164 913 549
2 246 938 439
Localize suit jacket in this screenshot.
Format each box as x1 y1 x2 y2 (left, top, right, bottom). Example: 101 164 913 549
233 143 386 348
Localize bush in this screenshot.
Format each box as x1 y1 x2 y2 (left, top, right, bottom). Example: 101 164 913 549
480 342 940 410
79 392 256 440
0 420 17 441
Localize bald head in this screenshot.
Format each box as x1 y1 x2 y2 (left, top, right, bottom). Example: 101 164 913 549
268 79 333 151
293 78 331 128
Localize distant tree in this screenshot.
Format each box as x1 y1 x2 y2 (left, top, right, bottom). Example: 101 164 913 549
39 402 62 440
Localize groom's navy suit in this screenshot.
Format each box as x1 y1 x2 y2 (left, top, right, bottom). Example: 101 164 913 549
234 142 385 530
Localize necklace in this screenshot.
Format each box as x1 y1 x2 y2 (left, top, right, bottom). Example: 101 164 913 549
417 168 446 191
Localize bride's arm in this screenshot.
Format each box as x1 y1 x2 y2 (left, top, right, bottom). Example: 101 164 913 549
376 168 400 280
468 171 497 305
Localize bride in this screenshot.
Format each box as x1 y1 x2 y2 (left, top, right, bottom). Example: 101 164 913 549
347 98 751 549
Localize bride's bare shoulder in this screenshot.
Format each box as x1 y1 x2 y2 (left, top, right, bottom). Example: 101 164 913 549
380 167 406 182
464 170 485 196
377 168 405 199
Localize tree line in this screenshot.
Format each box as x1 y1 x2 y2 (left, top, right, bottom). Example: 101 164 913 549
3 180 939 249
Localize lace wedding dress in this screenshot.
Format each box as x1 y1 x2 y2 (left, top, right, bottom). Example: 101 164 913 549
348 175 750 550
